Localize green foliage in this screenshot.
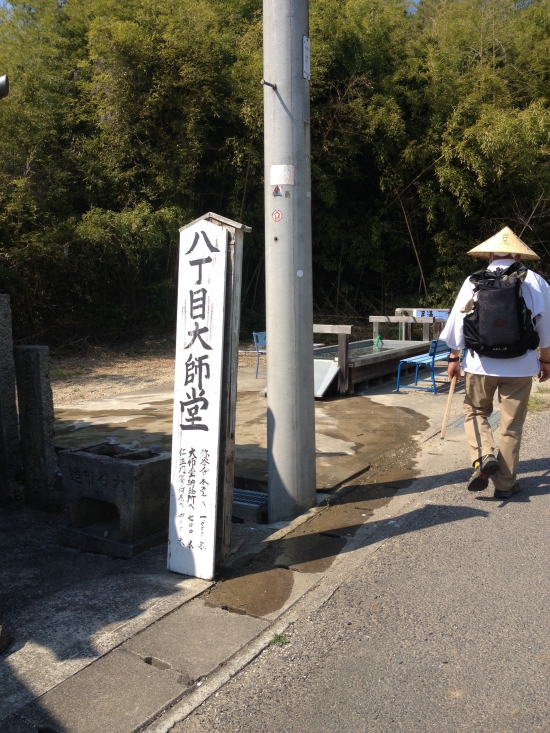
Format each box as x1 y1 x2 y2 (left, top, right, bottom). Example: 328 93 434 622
1 0 550 341
270 633 290 646
528 386 550 412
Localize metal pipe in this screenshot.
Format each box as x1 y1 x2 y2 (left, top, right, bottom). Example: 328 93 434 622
263 0 316 521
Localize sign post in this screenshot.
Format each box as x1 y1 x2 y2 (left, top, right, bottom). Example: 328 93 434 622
168 213 249 580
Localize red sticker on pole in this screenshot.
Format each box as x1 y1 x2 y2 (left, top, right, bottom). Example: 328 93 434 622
272 210 283 222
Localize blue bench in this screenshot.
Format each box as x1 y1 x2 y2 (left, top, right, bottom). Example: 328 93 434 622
396 339 451 395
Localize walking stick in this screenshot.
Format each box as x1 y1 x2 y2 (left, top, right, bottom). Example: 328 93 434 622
440 374 458 440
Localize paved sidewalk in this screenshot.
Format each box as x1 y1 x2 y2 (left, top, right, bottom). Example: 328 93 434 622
3 372 545 733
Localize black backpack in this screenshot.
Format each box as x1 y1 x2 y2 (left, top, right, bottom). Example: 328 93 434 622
463 261 540 359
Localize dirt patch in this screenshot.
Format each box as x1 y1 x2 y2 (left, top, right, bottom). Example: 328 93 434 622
50 340 263 406
50 340 176 405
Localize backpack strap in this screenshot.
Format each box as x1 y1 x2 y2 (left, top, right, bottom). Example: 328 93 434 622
499 261 526 281
469 268 496 290
468 261 527 289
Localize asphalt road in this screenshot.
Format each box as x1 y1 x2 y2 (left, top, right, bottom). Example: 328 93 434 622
173 410 550 733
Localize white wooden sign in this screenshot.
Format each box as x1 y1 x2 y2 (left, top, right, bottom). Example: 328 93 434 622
270 164 295 186
412 308 449 321
168 220 227 579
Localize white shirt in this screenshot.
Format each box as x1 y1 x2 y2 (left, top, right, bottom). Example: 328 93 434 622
440 259 550 377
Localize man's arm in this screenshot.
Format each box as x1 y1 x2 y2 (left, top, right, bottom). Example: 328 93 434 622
447 349 462 381
534 277 550 382
440 278 471 381
538 346 550 383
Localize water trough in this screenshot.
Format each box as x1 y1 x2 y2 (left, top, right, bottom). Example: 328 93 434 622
313 339 430 397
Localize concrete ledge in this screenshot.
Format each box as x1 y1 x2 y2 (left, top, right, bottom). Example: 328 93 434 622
59 526 168 558
124 600 269 679
19 649 187 733
5 603 269 733
0 566 211 722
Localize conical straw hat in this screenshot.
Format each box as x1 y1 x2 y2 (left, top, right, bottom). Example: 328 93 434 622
467 226 539 260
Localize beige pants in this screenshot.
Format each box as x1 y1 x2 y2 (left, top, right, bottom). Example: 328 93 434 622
463 373 533 491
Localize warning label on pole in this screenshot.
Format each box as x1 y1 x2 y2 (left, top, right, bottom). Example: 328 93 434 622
272 210 283 222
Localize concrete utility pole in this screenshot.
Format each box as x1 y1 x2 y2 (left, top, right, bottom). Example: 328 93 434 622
263 0 316 521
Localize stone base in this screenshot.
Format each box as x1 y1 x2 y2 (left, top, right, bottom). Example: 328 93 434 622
58 445 171 543
59 522 167 559
14 345 58 509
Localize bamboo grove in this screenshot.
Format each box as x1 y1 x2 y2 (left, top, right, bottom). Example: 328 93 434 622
1 0 550 341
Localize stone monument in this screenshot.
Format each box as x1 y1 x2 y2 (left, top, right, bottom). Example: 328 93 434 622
14 345 58 510
0 294 21 505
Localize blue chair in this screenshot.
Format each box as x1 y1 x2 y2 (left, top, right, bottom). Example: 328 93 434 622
252 331 266 378
396 339 451 395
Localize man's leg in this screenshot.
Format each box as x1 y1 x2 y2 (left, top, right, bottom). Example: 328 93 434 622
463 373 498 464
493 376 533 491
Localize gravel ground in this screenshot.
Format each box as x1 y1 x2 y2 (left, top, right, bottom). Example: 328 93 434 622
50 352 175 405
173 407 550 733
49 341 262 405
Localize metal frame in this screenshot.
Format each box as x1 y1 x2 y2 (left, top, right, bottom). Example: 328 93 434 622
396 339 451 395
252 331 267 378
312 324 352 394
